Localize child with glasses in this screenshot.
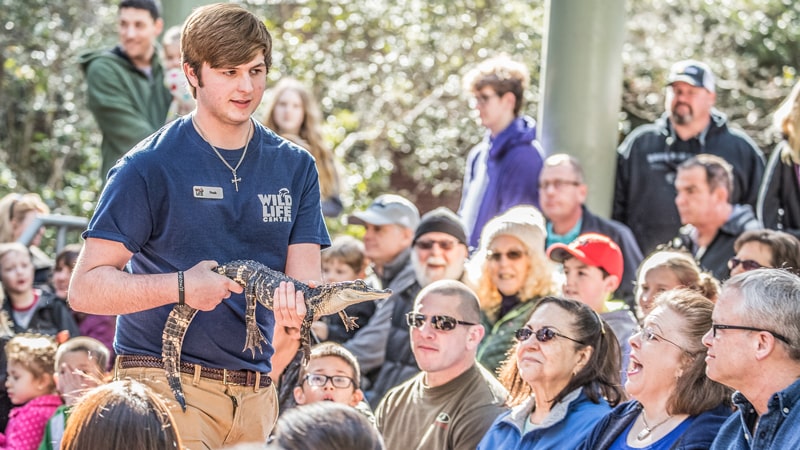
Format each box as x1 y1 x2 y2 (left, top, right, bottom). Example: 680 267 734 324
293 342 368 411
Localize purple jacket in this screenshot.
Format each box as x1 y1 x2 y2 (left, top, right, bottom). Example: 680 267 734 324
460 116 544 249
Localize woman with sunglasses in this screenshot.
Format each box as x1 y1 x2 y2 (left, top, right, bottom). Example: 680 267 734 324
468 206 557 375
578 289 732 450
729 229 800 277
478 296 624 449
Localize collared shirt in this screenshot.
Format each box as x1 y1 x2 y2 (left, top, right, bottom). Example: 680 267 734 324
545 218 583 248
711 377 800 449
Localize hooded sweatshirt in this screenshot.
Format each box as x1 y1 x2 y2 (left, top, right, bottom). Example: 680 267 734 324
459 116 544 249
79 45 172 179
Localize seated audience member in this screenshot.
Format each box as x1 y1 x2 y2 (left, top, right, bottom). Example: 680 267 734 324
268 402 384 450
375 280 508 450
292 342 367 415
0 193 53 287
671 154 762 280
729 229 800 276
478 297 624 449
343 195 419 386
39 336 110 450
578 289 732 449
0 243 79 339
704 269 800 449
60 379 183 450
547 233 638 379
539 153 642 305
468 206 557 375
51 244 115 368
365 207 470 407
757 79 800 239
2 334 61 450
312 235 375 343
635 249 719 319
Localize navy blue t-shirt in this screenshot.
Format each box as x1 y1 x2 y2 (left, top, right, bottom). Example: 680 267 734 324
84 115 330 372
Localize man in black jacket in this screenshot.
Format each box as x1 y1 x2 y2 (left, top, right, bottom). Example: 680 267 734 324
613 59 764 255
671 154 762 280
539 154 642 307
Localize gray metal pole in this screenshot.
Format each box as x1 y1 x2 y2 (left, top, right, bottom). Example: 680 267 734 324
537 0 627 217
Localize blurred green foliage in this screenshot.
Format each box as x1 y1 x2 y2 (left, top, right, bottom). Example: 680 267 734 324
1 0 798 244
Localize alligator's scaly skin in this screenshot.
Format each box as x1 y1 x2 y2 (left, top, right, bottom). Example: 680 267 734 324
161 259 392 410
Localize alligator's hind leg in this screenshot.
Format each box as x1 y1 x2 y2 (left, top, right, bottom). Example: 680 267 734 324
243 282 266 357
162 304 199 411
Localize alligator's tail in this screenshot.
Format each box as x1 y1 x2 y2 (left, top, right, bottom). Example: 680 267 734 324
162 304 199 411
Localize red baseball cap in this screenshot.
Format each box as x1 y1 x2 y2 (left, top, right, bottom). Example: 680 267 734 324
547 232 624 279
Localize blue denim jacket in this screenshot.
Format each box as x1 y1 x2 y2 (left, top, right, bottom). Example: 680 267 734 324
711 378 800 449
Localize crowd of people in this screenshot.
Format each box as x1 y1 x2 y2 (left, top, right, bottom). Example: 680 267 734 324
3 0 800 449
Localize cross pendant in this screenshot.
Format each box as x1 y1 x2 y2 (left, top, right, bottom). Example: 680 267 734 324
231 172 241 192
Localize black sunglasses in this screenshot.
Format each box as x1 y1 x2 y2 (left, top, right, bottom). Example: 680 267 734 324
487 249 527 262
414 239 458 251
514 326 586 345
727 257 765 272
711 323 791 345
405 313 477 331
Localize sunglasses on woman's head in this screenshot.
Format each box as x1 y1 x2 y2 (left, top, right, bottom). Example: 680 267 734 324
405 313 477 331
487 249 526 262
727 257 765 271
514 326 586 345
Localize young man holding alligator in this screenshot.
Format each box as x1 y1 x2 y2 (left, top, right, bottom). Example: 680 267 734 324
69 4 331 448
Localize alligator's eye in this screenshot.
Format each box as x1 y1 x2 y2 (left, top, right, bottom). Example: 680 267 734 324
355 280 366 287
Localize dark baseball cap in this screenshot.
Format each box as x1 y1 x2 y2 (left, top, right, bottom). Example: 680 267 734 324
667 59 715 93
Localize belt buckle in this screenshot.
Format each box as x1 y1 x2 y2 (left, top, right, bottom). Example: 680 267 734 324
222 368 233 385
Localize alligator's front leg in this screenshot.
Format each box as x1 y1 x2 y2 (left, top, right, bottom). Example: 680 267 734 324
162 304 199 411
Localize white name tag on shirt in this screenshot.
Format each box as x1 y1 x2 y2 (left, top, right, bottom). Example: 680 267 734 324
193 186 224 199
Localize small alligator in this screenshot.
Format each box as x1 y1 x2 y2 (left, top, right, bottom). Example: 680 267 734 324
161 259 392 410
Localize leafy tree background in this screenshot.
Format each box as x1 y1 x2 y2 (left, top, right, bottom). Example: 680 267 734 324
1 0 798 249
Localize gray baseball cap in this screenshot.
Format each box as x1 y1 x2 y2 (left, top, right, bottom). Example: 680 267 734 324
347 194 420 229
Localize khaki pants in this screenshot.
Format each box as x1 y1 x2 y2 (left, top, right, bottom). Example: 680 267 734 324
114 363 278 450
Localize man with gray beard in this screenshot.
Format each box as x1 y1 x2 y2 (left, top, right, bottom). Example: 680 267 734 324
364 207 470 408
612 59 763 255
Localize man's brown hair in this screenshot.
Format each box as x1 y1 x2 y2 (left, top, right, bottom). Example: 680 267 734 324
181 3 271 96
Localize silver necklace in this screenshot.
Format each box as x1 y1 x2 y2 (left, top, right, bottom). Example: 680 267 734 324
637 411 672 441
193 117 252 192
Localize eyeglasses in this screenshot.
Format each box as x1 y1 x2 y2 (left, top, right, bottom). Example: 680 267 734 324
472 92 499 106
414 239 459 251
636 326 689 353
303 374 355 389
487 249 527 262
538 179 582 190
711 323 791 345
727 257 766 272
405 313 477 331
514 326 586 346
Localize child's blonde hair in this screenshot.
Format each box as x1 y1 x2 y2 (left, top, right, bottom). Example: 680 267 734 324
54 336 110 374
5 333 57 390
297 342 361 389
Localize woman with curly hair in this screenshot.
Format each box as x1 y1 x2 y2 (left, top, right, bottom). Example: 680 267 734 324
467 205 557 374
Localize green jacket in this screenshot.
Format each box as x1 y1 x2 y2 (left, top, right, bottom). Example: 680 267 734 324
38 404 69 450
477 298 540 376
79 45 171 179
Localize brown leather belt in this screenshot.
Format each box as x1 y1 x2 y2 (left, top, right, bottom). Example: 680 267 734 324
116 355 272 388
